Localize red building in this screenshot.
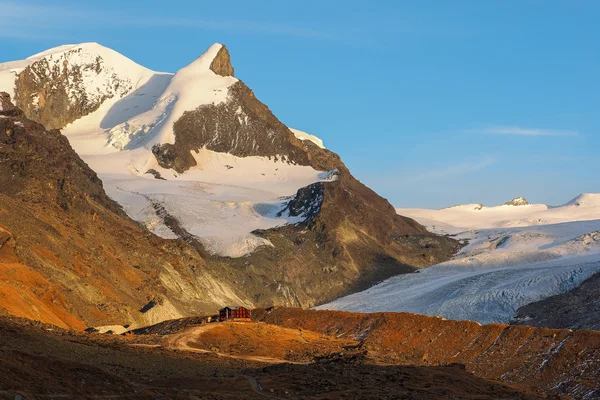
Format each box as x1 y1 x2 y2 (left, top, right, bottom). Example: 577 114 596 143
219 306 251 321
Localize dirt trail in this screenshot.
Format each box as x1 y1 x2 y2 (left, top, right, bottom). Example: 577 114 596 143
163 322 309 364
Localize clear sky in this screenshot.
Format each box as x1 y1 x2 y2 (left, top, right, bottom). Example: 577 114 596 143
1 1 598 208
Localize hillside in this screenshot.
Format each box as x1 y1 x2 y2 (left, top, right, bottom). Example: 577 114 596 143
0 92 252 329
256 307 600 399
512 271 600 330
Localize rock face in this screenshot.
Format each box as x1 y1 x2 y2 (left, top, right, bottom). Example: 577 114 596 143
256 307 600 399
209 45 235 77
152 81 311 172
13 46 134 129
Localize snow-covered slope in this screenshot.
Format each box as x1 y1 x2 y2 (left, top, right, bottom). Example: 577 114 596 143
396 194 600 234
0 43 334 257
105 43 236 153
319 194 600 324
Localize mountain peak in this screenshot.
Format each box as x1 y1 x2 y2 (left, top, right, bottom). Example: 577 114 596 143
209 44 234 77
563 193 600 207
504 197 529 206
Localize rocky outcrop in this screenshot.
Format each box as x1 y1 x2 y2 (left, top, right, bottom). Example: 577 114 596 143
512 271 600 330
504 196 530 206
256 307 600 399
209 45 235 77
13 47 133 129
0 92 22 116
277 183 326 224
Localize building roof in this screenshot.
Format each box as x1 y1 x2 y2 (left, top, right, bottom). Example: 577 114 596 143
220 305 250 311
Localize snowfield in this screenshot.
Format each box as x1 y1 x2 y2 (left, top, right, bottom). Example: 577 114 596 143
0 43 330 257
319 195 600 324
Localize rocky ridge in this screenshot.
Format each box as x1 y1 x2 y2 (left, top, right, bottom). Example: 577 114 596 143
256 307 600 399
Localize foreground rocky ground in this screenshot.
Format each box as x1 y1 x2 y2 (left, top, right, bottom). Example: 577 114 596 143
1 313 548 400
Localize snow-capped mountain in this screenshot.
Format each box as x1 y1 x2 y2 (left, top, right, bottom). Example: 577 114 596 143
0 43 457 321
1 43 332 257
319 194 600 326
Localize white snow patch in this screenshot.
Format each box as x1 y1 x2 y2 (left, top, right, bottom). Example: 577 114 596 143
290 128 325 149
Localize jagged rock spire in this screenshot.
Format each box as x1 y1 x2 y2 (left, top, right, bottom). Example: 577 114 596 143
209 45 235 77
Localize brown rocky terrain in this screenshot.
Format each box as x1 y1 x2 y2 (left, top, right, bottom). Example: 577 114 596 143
164 321 357 363
512 271 600 330
0 314 545 400
0 92 247 329
254 307 600 399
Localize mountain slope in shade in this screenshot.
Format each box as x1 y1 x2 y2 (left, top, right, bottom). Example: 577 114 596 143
512 270 600 330
0 43 458 325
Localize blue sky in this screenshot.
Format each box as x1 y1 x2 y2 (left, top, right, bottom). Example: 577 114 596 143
1 0 598 208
